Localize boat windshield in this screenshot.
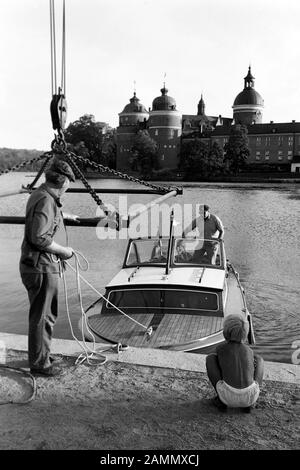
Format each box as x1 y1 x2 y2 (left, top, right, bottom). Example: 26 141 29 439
125 238 169 266
125 238 224 267
174 238 223 267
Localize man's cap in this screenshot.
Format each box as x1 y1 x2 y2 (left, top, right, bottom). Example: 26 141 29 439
47 159 75 182
204 204 210 211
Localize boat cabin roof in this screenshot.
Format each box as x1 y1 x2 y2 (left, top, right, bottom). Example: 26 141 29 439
106 266 226 290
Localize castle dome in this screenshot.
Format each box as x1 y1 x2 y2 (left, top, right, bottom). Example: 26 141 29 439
152 86 177 111
233 66 264 107
233 88 264 106
120 92 148 114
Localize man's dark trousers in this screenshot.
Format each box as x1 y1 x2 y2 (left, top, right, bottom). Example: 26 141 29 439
21 272 59 370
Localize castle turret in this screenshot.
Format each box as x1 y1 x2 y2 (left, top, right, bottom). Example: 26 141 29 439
197 94 206 116
148 85 182 169
232 66 264 125
116 92 149 169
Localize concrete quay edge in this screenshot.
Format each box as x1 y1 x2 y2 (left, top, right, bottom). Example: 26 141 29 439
0 332 298 385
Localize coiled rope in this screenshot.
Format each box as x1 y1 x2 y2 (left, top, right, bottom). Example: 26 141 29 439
57 251 152 366
0 365 37 405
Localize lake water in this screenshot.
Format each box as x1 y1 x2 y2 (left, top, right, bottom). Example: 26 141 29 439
0 173 299 364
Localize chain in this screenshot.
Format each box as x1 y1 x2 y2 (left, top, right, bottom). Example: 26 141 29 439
70 153 180 194
26 154 53 191
0 152 52 177
63 152 120 226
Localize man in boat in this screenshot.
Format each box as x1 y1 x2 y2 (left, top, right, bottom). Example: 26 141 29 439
180 204 224 265
19 158 78 377
206 314 264 412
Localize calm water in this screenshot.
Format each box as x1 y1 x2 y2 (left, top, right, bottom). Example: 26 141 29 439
0 173 299 364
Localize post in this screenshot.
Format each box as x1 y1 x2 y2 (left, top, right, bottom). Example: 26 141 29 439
123 190 177 228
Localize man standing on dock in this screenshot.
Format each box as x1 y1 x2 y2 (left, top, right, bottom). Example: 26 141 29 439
19 159 78 377
181 204 224 265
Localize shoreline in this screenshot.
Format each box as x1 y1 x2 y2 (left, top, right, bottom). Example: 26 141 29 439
84 172 300 184
0 333 298 450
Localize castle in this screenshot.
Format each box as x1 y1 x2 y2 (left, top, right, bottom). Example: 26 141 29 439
116 67 300 173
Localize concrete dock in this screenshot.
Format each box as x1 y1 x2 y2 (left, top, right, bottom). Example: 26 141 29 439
0 332 299 451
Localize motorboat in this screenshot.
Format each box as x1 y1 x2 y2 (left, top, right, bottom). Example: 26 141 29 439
79 212 255 353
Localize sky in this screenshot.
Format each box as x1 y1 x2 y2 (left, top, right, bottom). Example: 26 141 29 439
1 0 300 150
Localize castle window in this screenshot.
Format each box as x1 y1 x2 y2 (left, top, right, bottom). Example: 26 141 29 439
265 155 270 161
278 136 283 146
161 155 165 161
256 137 261 145
288 150 293 156
170 129 174 137
155 129 158 136
287 154 293 160
278 150 283 156
256 151 261 160
288 137 293 147
265 137 270 146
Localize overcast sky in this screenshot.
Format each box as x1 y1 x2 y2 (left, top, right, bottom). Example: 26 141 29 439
1 0 300 150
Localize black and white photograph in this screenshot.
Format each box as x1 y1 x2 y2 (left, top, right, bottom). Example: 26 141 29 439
0 0 299 456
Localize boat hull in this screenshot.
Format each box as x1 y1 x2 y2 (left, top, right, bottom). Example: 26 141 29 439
78 268 253 353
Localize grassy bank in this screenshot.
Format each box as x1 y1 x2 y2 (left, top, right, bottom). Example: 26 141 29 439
0 148 46 172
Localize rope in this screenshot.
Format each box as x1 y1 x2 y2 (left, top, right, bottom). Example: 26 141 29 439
49 0 57 95
61 0 66 97
0 365 37 405
65 252 152 334
54 254 108 366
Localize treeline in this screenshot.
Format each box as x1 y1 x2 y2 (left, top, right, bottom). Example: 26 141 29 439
0 148 46 172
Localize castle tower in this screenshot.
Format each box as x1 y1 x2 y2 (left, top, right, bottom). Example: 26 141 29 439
116 91 149 169
148 85 182 169
197 94 206 116
232 66 264 125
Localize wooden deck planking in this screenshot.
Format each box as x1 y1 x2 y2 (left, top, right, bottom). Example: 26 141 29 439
90 313 151 344
88 311 224 348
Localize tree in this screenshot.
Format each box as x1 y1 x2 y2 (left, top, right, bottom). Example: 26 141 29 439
180 138 209 177
101 129 117 169
207 141 225 176
224 124 250 175
64 114 109 164
131 130 159 178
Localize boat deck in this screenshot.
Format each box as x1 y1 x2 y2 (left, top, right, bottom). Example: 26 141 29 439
88 311 224 349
